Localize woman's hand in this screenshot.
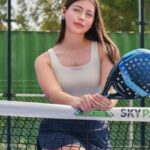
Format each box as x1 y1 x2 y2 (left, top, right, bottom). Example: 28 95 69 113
70 93 116 112
91 93 112 111
70 94 94 113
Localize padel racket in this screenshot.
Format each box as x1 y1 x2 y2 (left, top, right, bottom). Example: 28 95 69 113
102 49 150 99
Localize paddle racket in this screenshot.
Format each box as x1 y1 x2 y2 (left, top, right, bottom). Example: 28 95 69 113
102 49 150 99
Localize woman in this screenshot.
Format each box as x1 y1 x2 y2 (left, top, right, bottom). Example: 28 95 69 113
35 0 120 149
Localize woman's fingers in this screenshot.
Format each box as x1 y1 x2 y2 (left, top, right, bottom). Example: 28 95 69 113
76 93 113 112
92 93 112 111
78 94 93 112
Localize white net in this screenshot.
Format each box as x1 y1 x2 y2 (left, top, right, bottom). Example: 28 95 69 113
0 98 150 150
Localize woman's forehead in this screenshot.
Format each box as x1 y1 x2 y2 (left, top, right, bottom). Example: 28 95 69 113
70 0 95 11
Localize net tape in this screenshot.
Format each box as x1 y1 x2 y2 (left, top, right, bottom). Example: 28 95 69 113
0 100 150 122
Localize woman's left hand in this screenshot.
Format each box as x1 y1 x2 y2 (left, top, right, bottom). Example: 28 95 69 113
91 93 112 111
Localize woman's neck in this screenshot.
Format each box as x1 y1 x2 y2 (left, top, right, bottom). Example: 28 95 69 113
61 32 89 50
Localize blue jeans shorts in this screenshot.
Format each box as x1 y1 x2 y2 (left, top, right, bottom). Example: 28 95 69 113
38 119 112 150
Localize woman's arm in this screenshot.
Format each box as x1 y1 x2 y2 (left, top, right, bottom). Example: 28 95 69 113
35 52 94 112
91 44 118 111
100 48 118 107
35 52 78 105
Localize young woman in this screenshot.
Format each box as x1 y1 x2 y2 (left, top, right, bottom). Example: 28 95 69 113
35 0 120 149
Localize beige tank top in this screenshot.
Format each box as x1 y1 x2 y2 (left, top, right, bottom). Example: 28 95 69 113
48 41 101 96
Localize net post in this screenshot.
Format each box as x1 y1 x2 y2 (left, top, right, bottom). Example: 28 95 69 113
138 0 146 149
129 100 133 148
140 98 145 150
6 0 12 150
140 115 145 150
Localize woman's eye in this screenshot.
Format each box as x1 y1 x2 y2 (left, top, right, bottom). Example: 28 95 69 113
73 8 81 12
87 13 93 17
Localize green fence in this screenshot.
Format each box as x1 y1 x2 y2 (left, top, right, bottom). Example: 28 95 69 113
0 31 150 93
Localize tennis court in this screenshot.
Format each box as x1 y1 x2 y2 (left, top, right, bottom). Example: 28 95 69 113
0 0 150 150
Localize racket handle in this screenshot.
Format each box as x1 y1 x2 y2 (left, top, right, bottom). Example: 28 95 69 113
106 94 135 99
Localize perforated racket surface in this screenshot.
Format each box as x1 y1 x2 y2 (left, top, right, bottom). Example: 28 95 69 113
102 49 150 99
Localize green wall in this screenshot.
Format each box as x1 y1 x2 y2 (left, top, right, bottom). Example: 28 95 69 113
0 31 150 93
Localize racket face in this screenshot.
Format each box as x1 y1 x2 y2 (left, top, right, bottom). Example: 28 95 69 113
120 49 150 97
103 49 150 99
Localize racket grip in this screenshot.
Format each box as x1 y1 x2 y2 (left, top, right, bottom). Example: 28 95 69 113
106 94 133 99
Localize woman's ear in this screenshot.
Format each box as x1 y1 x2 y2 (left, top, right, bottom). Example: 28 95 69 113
61 7 67 19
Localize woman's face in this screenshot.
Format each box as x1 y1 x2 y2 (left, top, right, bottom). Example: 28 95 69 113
63 0 95 35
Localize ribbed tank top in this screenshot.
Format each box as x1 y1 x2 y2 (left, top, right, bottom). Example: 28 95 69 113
48 41 101 96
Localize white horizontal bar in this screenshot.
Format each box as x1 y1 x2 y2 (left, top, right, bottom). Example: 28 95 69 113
0 93 45 97
15 93 45 97
0 100 150 122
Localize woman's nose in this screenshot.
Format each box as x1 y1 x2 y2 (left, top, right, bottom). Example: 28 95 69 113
78 13 85 21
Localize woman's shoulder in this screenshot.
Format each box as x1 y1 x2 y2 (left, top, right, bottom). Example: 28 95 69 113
35 49 52 67
96 42 108 60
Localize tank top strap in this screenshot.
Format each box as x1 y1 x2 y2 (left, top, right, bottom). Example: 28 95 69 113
48 48 59 67
91 41 100 62
48 48 53 56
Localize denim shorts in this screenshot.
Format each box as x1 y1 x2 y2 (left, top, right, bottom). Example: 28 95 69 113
38 119 112 150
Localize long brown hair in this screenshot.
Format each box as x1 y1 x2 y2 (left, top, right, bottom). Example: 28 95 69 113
56 0 120 64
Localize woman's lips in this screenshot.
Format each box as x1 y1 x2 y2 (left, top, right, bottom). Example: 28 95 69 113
74 22 84 28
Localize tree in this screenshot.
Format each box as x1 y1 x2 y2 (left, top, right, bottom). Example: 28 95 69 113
100 0 138 32
14 0 29 31
1 0 149 32
0 0 7 30
100 0 150 32
31 0 63 31
144 0 150 32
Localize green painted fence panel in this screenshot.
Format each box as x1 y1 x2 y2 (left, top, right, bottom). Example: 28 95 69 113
0 31 150 93
109 32 140 54
0 32 7 93
11 31 58 93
